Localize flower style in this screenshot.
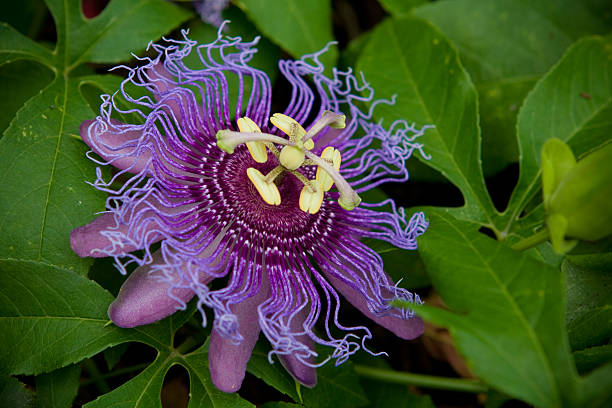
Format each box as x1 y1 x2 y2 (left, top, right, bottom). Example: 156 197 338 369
71 28 431 393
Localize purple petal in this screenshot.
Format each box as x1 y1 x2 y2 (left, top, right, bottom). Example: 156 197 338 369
80 119 151 174
324 272 424 340
279 306 317 387
209 277 270 393
108 251 208 328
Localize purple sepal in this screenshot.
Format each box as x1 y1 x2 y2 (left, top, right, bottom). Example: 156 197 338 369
209 274 270 393
278 306 317 387
108 251 211 328
325 270 424 340
80 119 151 175
71 212 141 258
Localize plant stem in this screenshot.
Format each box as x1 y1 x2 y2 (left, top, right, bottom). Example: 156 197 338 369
81 363 149 386
353 365 488 393
83 359 110 393
511 228 549 251
175 336 200 354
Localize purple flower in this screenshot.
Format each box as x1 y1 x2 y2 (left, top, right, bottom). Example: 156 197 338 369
71 28 430 393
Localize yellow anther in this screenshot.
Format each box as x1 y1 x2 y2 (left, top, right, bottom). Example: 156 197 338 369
299 183 324 214
316 147 342 191
246 167 281 206
279 146 305 170
238 117 267 163
270 113 306 141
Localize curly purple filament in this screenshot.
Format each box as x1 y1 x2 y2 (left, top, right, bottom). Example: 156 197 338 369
72 26 430 392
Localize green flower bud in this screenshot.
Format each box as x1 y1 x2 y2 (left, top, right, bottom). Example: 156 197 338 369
542 139 612 253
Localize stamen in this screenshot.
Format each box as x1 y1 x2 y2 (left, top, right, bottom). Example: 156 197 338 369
304 111 346 142
299 182 324 214
237 117 267 163
316 146 341 191
304 149 361 210
270 113 306 140
216 130 290 154
271 113 314 150
246 168 281 205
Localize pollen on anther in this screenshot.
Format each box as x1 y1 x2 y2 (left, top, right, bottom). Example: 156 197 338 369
299 183 324 214
238 117 267 163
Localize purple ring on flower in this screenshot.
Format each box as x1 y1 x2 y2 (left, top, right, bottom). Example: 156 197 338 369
70 26 431 393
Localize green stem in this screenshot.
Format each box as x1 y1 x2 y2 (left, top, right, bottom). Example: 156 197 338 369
83 359 110 393
353 365 488 393
175 336 200 354
81 363 149 386
511 228 549 251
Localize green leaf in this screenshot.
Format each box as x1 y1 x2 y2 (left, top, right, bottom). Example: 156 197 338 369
360 381 434 408
414 0 610 175
0 0 49 40
357 17 497 226
85 354 171 408
415 209 578 407
356 356 435 408
104 344 128 370
35 364 81 408
85 339 253 408
81 0 191 65
0 258 246 406
246 340 299 401
45 0 191 68
564 257 612 350
414 0 608 84
475 79 531 175
0 78 106 274
337 31 371 71
580 361 612 407
575 345 612 374
247 341 369 408
504 35 612 233
260 403 300 408
0 60 54 136
476 77 536 176
236 0 338 69
0 376 34 408
0 259 172 375
379 0 427 16
300 360 369 408
0 22 53 66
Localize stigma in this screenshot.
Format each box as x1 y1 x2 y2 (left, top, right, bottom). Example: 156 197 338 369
216 112 361 214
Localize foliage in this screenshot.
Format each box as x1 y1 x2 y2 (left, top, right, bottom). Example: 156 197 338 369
0 0 611 407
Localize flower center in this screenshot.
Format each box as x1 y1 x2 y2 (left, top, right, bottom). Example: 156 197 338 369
216 112 361 214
